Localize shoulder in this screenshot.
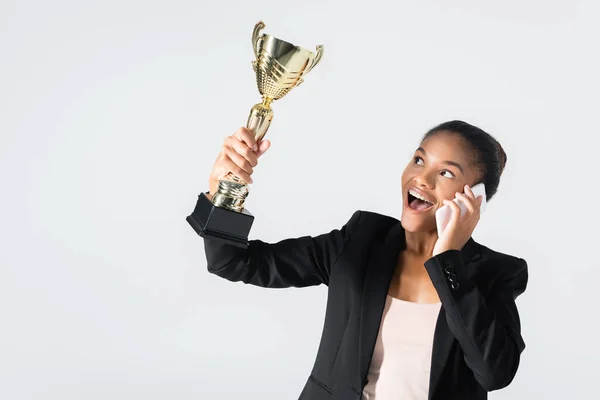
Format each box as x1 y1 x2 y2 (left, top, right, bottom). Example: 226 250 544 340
476 242 527 275
353 209 399 225
334 210 399 251
473 242 529 296
346 209 399 237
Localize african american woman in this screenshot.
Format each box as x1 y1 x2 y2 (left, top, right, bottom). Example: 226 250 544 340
191 120 528 400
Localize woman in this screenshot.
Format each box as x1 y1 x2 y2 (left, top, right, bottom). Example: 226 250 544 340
194 120 528 400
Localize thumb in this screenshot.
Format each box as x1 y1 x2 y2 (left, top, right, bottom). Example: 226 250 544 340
256 139 271 158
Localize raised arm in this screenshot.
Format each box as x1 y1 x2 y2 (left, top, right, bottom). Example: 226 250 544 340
203 209 362 288
194 127 362 288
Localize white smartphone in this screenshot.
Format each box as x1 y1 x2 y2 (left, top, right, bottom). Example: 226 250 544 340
435 183 487 237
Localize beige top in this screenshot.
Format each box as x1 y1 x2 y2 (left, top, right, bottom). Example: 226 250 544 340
362 295 441 400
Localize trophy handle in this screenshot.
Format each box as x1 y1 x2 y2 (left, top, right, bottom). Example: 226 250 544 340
306 45 324 73
252 21 266 59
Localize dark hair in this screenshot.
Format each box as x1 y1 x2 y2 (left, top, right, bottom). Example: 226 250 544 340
421 120 507 201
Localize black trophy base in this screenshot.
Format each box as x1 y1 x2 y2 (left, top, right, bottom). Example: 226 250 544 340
186 192 254 248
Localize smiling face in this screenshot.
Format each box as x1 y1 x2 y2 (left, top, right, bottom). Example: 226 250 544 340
401 131 483 233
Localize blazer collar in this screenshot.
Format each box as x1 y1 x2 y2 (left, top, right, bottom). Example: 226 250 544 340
356 219 482 392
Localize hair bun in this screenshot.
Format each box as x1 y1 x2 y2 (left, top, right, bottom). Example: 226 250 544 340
496 141 507 174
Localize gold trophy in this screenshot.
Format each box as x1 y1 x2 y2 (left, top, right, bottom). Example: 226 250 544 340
187 21 324 248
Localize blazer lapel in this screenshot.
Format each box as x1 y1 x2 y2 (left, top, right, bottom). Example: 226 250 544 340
428 306 454 399
357 220 405 387
356 220 482 396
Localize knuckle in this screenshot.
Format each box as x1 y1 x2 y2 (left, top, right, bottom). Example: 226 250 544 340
244 131 256 145
235 154 246 165
240 146 251 158
228 146 240 158
233 156 244 168
241 126 252 136
237 127 248 137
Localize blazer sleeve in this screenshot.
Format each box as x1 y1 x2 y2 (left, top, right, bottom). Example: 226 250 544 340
202 210 362 288
424 250 528 392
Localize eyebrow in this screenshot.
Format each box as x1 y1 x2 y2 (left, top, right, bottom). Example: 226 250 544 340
416 147 464 175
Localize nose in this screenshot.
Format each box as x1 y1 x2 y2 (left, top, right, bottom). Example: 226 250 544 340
413 173 434 189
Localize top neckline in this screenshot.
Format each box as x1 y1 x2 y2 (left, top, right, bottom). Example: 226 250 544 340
386 294 442 306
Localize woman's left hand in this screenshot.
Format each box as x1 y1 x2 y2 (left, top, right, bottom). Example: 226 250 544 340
432 184 485 257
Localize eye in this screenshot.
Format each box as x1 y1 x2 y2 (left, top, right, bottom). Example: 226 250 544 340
413 156 455 178
441 170 455 178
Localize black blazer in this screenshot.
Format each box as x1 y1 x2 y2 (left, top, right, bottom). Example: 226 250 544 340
199 208 528 400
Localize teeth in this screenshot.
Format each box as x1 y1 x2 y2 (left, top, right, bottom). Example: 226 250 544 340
409 189 433 204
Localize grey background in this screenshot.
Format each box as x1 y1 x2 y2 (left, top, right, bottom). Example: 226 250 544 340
1 0 599 399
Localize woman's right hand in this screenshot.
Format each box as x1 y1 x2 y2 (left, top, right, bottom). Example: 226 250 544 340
208 127 271 196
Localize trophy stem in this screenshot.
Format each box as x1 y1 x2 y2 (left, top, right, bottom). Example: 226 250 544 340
262 97 272 107
247 98 274 143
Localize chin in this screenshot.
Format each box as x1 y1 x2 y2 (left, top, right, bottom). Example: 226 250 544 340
400 215 435 233
400 201 438 233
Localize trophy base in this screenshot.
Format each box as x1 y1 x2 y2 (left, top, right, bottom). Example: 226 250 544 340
186 192 254 248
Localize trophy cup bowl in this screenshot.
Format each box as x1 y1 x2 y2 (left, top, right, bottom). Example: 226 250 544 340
186 21 323 248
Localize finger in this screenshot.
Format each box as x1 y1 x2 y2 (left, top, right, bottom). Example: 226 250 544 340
455 192 476 214
464 184 475 200
212 152 249 183
223 156 253 184
443 199 462 227
223 146 254 176
226 136 259 167
256 140 271 158
233 127 257 151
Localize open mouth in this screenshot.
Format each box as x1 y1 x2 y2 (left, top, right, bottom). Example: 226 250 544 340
407 190 434 211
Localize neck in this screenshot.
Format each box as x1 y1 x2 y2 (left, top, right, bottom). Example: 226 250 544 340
403 229 438 258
